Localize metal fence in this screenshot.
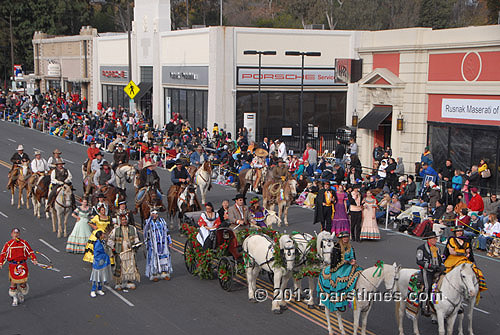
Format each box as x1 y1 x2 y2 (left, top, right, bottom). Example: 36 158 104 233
281 127 356 155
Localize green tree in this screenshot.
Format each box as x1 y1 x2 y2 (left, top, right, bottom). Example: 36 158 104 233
419 0 455 28
486 0 500 23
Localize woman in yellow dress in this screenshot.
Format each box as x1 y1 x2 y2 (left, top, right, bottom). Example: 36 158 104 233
444 226 487 292
83 206 112 263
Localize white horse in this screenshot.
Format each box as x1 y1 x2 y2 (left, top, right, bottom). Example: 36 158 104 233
243 234 296 313
194 161 212 204
291 231 335 308
51 184 73 238
395 263 479 335
115 164 136 191
323 262 401 335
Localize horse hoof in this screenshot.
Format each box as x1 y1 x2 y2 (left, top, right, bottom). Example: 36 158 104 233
307 304 314 309
273 309 282 314
280 305 288 311
249 298 257 303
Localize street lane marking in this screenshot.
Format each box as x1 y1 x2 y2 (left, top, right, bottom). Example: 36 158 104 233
33 147 44 153
170 238 368 335
462 303 490 315
7 138 16 143
38 238 60 253
63 158 75 164
104 285 135 307
0 211 8 218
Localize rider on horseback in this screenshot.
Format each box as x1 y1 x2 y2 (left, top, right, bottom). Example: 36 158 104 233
112 143 129 170
272 158 289 183
93 161 116 189
8 145 30 189
137 161 162 202
416 231 445 316
90 151 107 173
168 160 190 197
30 151 49 174
250 148 267 191
47 149 62 170
189 145 206 167
86 140 100 173
47 159 75 210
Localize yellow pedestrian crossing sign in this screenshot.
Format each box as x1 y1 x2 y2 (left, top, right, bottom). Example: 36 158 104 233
124 80 140 99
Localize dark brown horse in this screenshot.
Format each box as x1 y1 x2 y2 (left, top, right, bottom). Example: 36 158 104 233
30 174 50 218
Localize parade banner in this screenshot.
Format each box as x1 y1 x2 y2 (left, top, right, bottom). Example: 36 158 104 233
442 98 500 121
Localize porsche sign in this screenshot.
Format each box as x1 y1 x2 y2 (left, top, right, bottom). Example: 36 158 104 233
237 67 344 86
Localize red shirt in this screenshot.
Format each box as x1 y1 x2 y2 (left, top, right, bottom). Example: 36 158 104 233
468 194 484 212
87 147 100 160
0 238 36 264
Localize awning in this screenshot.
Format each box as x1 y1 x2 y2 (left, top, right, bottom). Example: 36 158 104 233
133 82 153 101
357 106 392 130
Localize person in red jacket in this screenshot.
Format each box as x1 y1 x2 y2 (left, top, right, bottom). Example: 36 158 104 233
86 140 100 174
0 228 38 306
468 187 484 213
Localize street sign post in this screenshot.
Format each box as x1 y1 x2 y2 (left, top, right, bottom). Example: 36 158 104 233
124 80 140 99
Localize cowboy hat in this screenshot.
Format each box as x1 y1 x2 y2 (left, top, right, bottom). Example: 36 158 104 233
143 161 156 169
175 159 184 165
34 150 41 155
102 161 110 167
233 194 245 201
337 231 350 238
53 149 62 154
422 231 438 240
254 148 268 158
451 226 464 232
16 145 24 151
95 151 103 156
96 192 106 198
54 158 65 165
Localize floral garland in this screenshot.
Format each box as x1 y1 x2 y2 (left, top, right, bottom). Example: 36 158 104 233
293 237 323 280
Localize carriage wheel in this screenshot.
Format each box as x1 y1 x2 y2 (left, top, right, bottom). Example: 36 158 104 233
183 240 197 275
218 257 235 291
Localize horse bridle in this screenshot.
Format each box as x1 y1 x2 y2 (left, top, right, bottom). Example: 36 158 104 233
55 185 72 209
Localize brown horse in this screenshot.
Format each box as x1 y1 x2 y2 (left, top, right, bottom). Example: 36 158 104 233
167 184 200 229
7 161 32 209
186 165 197 180
29 174 51 218
238 167 270 196
136 186 166 226
261 178 298 226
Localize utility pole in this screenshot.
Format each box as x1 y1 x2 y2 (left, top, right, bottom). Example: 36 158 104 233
9 14 14 81
186 0 189 27
220 0 223 26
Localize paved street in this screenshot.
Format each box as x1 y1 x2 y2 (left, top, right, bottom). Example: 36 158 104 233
0 120 498 335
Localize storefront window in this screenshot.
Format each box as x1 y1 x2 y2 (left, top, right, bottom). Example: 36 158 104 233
236 91 346 140
428 122 500 193
164 88 208 129
102 84 126 109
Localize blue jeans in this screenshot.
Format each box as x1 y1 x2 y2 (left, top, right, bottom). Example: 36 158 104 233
91 281 103 291
137 189 162 201
477 235 492 250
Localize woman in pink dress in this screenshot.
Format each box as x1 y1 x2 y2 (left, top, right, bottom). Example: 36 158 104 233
332 184 350 236
360 190 380 240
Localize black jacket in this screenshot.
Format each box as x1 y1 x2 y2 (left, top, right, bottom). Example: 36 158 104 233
138 168 160 190
10 152 30 164
313 189 336 223
416 242 443 272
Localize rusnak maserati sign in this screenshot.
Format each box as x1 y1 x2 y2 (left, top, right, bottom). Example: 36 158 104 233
237 67 344 86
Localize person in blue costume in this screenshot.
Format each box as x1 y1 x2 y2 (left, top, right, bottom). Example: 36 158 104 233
89 230 111 298
318 231 363 312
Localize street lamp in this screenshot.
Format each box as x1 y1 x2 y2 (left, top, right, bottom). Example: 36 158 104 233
243 50 276 142
90 0 133 112
285 51 321 151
